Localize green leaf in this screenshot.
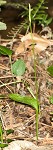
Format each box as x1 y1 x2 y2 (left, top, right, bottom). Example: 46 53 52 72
0 45 12 56
6 129 14 135
12 59 26 76
9 93 39 111
49 96 53 104
0 143 8 148
7 139 13 143
47 65 53 77
45 18 52 25
0 22 7 30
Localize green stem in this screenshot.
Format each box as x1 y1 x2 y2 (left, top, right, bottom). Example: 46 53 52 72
0 122 3 143
29 3 39 141
9 55 12 73
36 110 38 141
9 55 16 93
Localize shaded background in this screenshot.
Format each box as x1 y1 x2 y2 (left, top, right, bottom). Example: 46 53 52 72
0 0 53 38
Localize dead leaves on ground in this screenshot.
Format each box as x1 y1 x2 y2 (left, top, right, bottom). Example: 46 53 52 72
15 33 53 56
0 64 10 70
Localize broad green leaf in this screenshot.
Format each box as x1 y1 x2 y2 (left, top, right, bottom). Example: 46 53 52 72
0 143 8 148
49 96 53 104
0 22 7 30
9 93 39 111
47 65 53 77
12 59 26 76
0 45 12 56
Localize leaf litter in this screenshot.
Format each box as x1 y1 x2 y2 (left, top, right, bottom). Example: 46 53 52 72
0 27 53 148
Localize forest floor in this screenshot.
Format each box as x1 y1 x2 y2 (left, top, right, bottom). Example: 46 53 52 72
0 26 53 149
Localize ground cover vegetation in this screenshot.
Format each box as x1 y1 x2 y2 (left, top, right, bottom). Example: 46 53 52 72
0 0 53 149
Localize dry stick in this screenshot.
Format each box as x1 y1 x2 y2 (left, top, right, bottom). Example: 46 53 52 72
0 75 16 79
0 80 21 88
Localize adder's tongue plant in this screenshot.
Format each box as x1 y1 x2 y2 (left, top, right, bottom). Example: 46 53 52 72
9 3 40 142
0 0 52 144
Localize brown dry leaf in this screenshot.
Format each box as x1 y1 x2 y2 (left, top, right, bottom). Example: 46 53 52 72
21 33 53 44
15 39 33 55
15 33 53 55
15 42 25 55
